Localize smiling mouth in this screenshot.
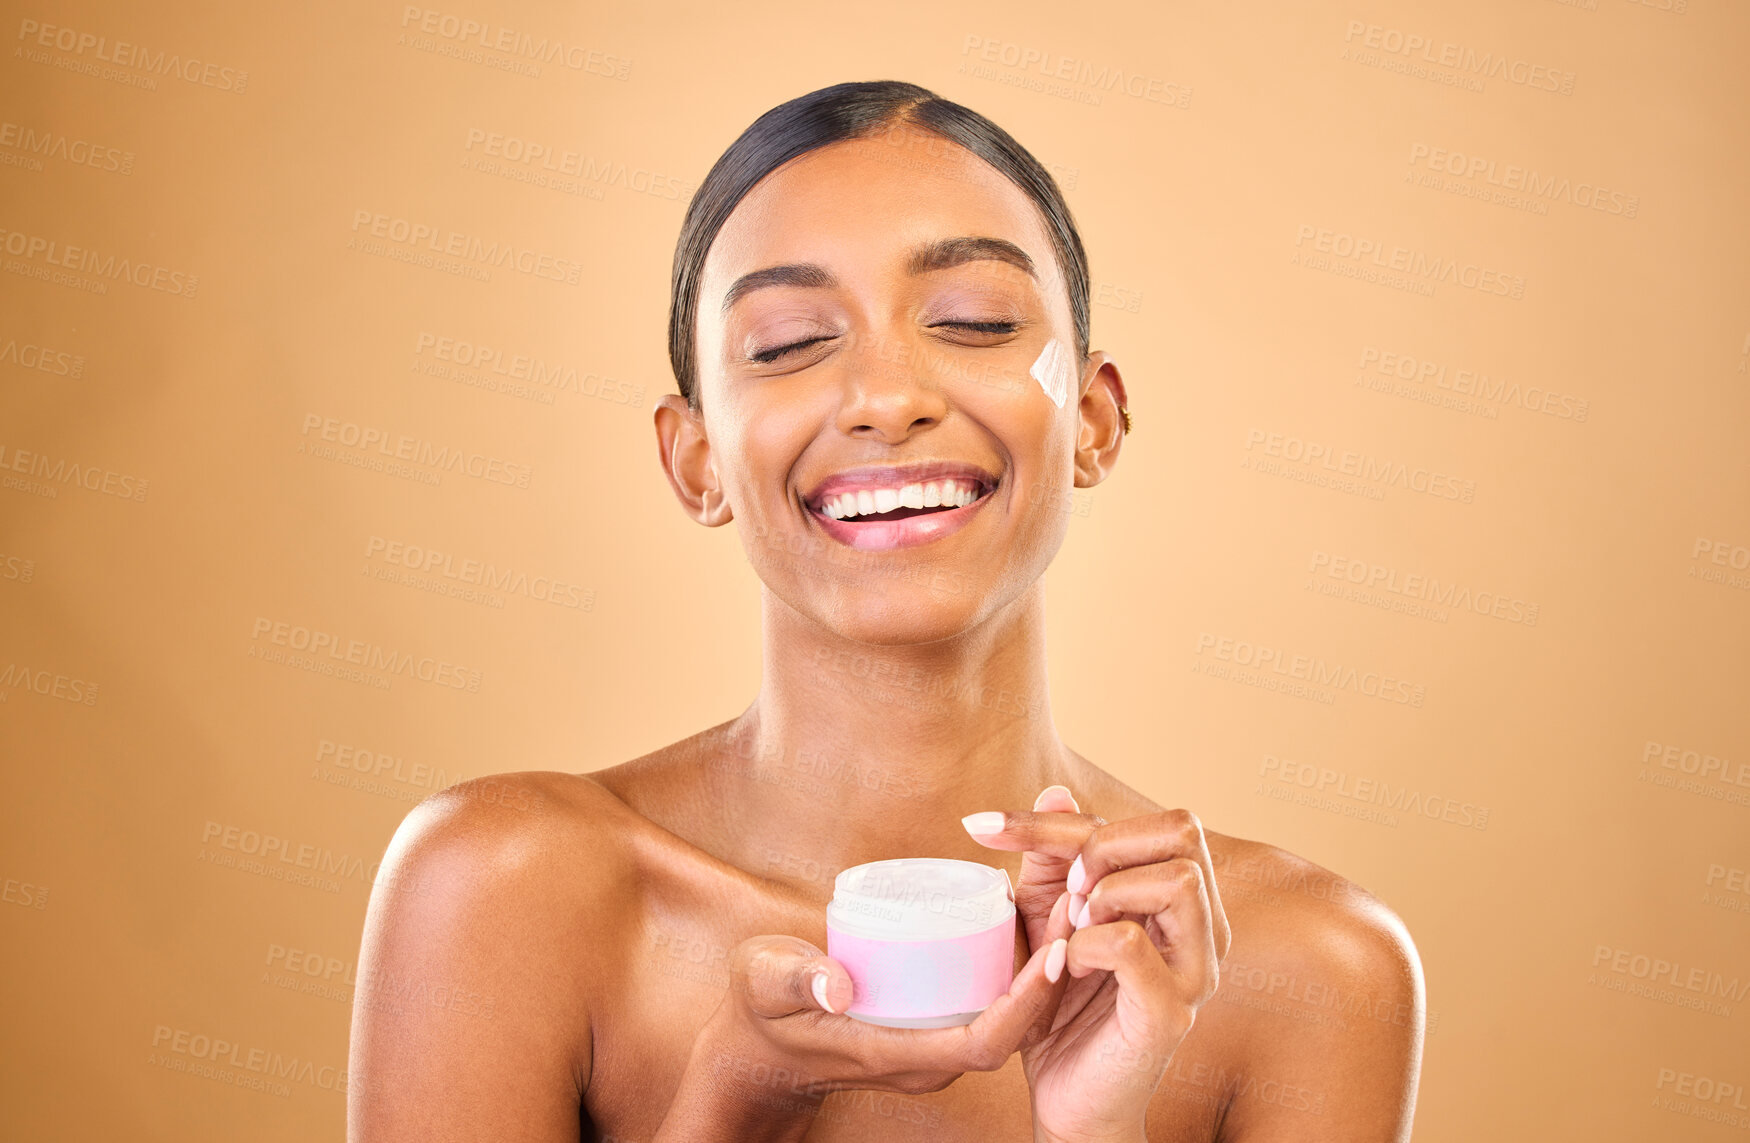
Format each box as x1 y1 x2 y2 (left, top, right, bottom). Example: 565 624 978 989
813 477 990 522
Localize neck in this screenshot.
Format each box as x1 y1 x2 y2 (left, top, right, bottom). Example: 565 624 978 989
704 580 1071 886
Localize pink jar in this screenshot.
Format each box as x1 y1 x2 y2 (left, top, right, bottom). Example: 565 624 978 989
826 858 1017 1028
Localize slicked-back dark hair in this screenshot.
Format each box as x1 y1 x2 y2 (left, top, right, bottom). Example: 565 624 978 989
667 80 1090 408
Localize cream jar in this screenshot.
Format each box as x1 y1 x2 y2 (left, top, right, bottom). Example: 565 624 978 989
825 858 1016 1028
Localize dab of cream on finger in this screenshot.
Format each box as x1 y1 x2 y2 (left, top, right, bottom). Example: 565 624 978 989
1029 338 1073 409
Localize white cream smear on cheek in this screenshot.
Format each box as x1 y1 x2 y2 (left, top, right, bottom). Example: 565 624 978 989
1029 338 1073 409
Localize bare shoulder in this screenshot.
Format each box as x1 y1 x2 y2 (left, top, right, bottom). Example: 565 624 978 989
1063 760 1422 1139
1208 832 1421 1004
348 770 649 1140
1200 833 1425 1141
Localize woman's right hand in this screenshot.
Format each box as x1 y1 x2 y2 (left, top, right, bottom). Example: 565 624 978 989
653 932 1065 1142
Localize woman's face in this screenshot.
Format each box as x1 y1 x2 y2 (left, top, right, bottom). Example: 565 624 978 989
667 122 1124 646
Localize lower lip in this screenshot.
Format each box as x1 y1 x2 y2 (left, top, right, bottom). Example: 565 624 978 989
810 491 993 551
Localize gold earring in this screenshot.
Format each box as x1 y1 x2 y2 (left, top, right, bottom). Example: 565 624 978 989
1119 406 1133 435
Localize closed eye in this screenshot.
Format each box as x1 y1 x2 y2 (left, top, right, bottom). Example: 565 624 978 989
749 335 839 364
935 321 1020 335
748 321 1022 364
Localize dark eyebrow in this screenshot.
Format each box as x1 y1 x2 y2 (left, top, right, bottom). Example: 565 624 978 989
906 235 1036 280
719 236 1037 314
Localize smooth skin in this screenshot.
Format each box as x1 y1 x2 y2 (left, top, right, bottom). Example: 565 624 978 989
348 123 1424 1143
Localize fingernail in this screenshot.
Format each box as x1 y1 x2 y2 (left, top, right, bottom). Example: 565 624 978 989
811 972 836 1014
1073 900 1091 930
1066 855 1086 895
1045 938 1068 983
961 811 1005 837
1067 892 1085 923
1033 784 1079 812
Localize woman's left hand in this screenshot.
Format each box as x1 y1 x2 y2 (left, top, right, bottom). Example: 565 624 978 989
962 789 1232 1143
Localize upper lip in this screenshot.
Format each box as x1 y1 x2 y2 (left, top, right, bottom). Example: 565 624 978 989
803 462 999 512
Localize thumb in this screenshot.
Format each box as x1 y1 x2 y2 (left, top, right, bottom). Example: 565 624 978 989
728 934 854 1019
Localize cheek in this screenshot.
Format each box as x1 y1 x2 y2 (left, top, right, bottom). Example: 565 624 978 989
715 393 810 514
1028 339 1075 409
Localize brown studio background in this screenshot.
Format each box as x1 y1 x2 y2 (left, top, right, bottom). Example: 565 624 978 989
2 0 1747 1139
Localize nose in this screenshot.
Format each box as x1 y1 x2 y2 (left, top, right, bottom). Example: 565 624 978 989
834 335 950 443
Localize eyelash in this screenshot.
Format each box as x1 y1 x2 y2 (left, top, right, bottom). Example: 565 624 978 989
750 321 1020 364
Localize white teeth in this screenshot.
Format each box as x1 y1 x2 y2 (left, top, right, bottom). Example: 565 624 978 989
819 477 986 519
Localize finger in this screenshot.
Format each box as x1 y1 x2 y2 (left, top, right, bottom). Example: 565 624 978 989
1022 787 1082 916
964 806 1105 948
1044 886 1075 946
1079 859 1220 1004
1071 810 1230 961
728 935 852 1019
961 808 1103 859
1032 784 1079 814
1063 920 1191 1043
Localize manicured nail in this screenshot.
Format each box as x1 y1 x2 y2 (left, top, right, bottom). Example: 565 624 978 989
1066 855 1086 895
812 972 836 1014
961 811 1005 837
1067 892 1085 924
1074 900 1091 930
1033 784 1079 812
1045 938 1068 983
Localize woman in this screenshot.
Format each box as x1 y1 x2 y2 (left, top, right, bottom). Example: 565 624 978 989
348 80 1424 1142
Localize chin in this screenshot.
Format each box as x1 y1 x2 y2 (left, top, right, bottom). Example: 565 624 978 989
832 599 989 648
765 561 1032 647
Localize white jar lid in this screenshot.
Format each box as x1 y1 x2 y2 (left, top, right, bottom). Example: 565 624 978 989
826 858 1014 940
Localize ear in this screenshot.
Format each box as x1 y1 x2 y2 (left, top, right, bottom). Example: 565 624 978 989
654 394 734 526
1072 350 1127 489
